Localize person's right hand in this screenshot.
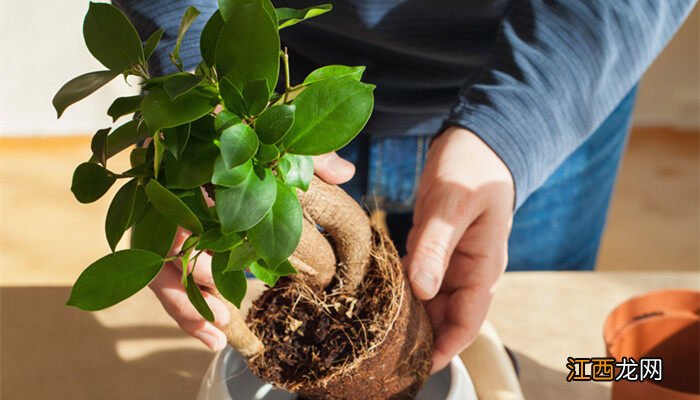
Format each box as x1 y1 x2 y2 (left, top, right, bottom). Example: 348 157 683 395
147 152 355 350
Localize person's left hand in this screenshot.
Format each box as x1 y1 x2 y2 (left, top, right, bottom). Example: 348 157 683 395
404 126 515 372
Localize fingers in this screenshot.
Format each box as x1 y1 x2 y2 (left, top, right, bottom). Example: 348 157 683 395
149 263 230 350
312 152 355 184
405 184 480 300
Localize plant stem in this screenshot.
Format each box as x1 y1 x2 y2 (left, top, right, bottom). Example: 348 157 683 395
283 47 291 102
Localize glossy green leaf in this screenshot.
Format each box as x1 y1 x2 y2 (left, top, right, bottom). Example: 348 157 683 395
66 249 163 311
164 73 205 101
197 227 242 252
214 110 242 133
172 7 201 62
104 120 150 160
212 157 251 187
83 2 144 71
255 143 278 163
91 128 110 167
219 78 249 117
105 179 140 251
180 235 200 283
216 167 276 232
127 184 149 228
255 104 295 144
219 123 258 169
242 79 270 116
303 65 365 85
185 273 215 322
283 77 374 155
53 70 119 118
278 154 313 191
180 189 217 227
141 85 218 134
131 204 178 257
249 261 278 286
218 0 276 24
224 241 258 272
153 133 165 178
276 4 332 29
190 114 218 140
215 1 279 95
162 123 190 160
164 136 218 189
71 162 116 204
247 180 302 267
212 252 247 308
200 10 224 66
130 147 148 168
145 179 203 233
143 28 164 60
107 95 143 121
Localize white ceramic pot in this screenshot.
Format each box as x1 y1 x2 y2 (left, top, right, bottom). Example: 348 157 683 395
198 347 478 400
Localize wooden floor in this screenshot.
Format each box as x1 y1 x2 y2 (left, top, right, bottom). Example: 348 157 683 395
1 128 698 286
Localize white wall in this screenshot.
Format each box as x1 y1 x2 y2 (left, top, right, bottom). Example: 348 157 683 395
0 0 139 136
0 1 697 136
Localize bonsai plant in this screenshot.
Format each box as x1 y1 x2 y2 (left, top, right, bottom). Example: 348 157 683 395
54 1 433 398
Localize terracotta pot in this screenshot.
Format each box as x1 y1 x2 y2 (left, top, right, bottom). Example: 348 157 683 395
604 289 700 400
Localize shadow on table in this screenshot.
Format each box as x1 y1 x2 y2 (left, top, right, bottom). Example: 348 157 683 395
513 351 610 400
1 287 213 400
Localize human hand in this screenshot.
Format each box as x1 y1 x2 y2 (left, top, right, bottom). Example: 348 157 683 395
147 152 355 350
404 126 515 372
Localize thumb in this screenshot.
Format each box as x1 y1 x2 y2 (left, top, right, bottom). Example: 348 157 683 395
312 152 355 184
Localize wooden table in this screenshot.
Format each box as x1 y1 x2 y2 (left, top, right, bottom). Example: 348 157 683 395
1 272 697 399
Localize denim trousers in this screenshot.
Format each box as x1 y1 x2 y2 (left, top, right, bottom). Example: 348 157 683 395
338 87 637 271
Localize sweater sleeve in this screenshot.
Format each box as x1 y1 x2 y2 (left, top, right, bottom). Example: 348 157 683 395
112 0 218 75
444 0 696 209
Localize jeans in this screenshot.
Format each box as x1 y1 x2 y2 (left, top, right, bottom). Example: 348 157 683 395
338 87 637 271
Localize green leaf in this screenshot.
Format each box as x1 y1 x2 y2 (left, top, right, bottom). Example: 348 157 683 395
91 128 110 167
127 184 149 228
153 133 165 178
197 227 242 252
131 204 178 257
224 241 258 272
107 95 143 121
200 10 224 67
247 180 302 267
130 147 148 168
214 110 242 133
185 273 215 322
269 259 297 276
190 114 218 140
212 157 251 187
212 253 247 308
303 65 365 85
172 7 201 62
66 249 164 311
71 162 116 204
219 123 258 169
216 166 276 232
143 28 164 60
53 70 119 118
242 79 270 116
255 104 295 144
145 180 203 233
283 77 374 155
249 261 278 286
180 235 199 283
279 154 313 191
164 73 205 101
141 85 218 134
255 143 279 163
219 0 276 24
83 2 144 71
105 179 140 251
104 120 150 159
215 1 279 95
276 4 332 29
219 78 249 117
163 123 190 160
163 136 218 189
180 189 217 227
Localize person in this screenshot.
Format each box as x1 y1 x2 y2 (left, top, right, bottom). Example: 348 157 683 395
113 0 696 372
